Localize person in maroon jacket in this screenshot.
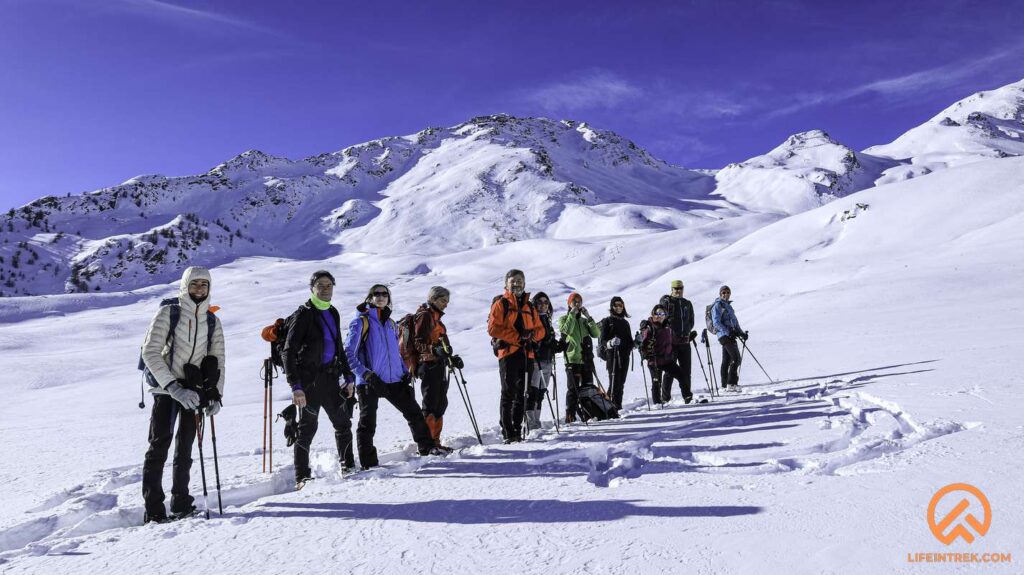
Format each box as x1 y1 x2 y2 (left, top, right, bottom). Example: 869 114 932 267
646 304 694 404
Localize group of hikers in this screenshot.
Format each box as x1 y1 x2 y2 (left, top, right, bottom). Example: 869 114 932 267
138 266 750 524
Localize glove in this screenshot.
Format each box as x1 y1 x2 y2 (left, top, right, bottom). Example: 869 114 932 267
340 381 355 399
450 355 464 370
738 330 748 341
364 371 385 392
167 381 200 410
519 329 534 343
206 401 222 416
401 372 413 386
689 330 697 342
609 336 620 348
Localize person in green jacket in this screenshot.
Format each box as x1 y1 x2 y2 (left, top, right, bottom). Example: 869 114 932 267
558 291 600 423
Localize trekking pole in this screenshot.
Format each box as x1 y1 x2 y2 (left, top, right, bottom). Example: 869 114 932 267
692 340 714 399
702 330 719 394
639 357 652 410
522 350 532 436
262 359 269 473
741 340 775 383
610 350 619 410
194 412 211 520
544 384 561 433
452 366 483 445
209 413 223 515
592 365 608 397
268 361 273 472
551 355 561 423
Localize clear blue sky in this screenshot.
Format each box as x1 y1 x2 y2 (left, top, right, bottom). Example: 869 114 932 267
2 0 1022 211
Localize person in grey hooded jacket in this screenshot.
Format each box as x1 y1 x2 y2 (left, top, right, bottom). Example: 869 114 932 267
140 266 226 524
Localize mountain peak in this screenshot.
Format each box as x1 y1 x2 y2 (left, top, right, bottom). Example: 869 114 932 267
865 78 1024 166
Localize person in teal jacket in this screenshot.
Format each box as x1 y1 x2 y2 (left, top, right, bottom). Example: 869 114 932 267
710 285 747 391
558 292 600 422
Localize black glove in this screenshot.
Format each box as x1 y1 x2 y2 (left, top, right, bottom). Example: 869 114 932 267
401 372 412 386
450 355 464 370
739 331 749 342
364 371 385 393
689 330 697 342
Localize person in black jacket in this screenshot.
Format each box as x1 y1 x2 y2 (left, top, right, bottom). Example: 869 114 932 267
283 270 356 489
598 296 633 409
658 280 695 403
526 291 559 429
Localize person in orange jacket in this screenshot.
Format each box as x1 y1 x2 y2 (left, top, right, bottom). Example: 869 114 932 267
413 286 463 451
487 269 545 443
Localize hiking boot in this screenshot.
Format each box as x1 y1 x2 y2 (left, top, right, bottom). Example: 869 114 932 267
144 511 172 525
684 396 693 404
295 477 314 491
170 505 198 520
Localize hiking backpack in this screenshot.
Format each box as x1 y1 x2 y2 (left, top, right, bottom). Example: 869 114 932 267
489 295 512 357
138 297 217 387
635 319 656 360
261 305 306 374
395 313 419 373
704 303 716 336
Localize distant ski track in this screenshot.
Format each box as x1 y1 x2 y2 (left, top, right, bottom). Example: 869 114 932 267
0 370 966 566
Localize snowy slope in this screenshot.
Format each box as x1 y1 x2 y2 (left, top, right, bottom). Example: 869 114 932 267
867 78 1024 181
0 155 1022 574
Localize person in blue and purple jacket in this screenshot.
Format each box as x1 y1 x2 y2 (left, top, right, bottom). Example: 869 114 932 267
346 284 437 469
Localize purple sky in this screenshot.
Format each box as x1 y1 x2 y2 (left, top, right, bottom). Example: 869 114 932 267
2 0 1022 211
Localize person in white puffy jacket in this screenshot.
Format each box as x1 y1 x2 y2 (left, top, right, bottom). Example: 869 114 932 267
140 266 226 524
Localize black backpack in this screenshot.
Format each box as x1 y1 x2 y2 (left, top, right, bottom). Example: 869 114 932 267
263 306 371 375
489 295 512 356
262 305 306 374
635 319 656 360
138 297 216 387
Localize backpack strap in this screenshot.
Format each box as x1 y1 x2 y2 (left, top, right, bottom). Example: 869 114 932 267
205 310 217 354
165 300 182 367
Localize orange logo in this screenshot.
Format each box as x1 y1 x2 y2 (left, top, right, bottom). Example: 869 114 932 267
928 483 991 545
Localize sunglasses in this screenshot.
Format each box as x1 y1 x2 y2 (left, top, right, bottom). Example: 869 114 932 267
313 283 334 289
372 291 389 297
654 311 666 317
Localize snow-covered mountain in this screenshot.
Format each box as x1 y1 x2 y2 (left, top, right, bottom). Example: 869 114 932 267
3 79 1024 298
0 116 720 297
713 130 897 215
867 78 1024 179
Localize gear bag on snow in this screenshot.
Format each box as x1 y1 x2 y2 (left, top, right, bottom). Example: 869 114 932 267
138 297 217 388
577 383 618 421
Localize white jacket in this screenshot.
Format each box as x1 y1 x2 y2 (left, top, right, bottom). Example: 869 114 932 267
141 266 226 396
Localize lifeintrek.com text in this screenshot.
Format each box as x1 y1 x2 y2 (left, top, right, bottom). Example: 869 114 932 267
907 552 1012 564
